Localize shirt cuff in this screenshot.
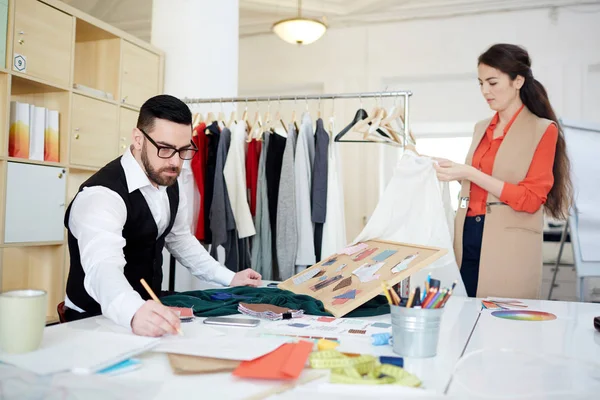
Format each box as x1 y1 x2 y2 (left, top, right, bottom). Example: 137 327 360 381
212 266 236 287
106 291 146 331
500 182 521 205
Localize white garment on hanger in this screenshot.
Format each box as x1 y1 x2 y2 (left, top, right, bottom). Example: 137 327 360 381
294 113 316 265
224 122 256 239
353 150 467 297
321 119 347 260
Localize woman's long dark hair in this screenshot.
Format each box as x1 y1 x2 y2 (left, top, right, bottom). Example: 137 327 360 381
478 43 573 220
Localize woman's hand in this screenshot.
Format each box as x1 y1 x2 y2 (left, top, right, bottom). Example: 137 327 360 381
433 158 474 182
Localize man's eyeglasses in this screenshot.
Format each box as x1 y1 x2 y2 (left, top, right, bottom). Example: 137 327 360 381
139 128 198 160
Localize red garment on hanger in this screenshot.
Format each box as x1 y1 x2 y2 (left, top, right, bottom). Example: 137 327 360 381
191 122 208 240
246 138 262 216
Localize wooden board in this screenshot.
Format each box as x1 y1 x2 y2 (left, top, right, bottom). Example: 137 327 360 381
278 239 447 317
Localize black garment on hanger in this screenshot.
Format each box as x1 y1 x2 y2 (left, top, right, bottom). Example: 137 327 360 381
334 108 390 142
265 132 287 266
203 121 220 244
312 118 329 262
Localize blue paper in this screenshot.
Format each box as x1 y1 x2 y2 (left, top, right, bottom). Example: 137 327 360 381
372 250 397 262
371 322 392 329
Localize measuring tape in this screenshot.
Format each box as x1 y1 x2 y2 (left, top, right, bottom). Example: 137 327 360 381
309 350 421 387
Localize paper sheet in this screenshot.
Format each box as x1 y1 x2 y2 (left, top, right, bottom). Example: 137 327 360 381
0 330 159 375
152 336 291 361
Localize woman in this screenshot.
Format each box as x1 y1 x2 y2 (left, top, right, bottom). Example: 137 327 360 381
434 43 572 299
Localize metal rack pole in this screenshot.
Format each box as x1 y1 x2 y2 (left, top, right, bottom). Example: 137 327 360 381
181 90 412 105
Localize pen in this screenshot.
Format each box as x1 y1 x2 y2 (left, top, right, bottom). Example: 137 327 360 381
140 278 183 336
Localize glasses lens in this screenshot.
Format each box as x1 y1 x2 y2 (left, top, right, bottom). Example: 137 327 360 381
158 148 176 158
180 149 197 160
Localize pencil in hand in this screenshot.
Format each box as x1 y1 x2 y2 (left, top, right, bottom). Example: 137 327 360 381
140 278 184 336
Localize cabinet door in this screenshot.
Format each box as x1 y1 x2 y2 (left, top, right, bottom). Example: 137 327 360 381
4 162 66 243
70 94 118 167
13 0 73 87
119 108 138 155
121 41 160 107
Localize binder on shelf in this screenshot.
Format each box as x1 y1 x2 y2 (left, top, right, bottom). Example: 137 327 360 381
45 109 60 162
29 105 45 161
9 101 30 159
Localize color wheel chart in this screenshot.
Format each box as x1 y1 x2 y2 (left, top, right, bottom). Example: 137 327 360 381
491 310 557 321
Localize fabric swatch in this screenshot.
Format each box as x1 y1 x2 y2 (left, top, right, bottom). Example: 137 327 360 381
314 270 326 278
339 242 369 256
352 248 379 262
288 323 310 328
372 250 397 262
391 253 419 274
352 262 385 283
318 275 328 282
310 275 343 292
334 289 358 300
293 268 322 285
335 263 348 272
317 317 336 323
322 257 337 266
371 322 392 329
348 329 367 335
332 276 352 291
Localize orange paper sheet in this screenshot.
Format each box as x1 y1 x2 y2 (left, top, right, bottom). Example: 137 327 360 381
233 341 313 380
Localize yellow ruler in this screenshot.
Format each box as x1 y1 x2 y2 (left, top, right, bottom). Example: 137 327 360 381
309 350 421 387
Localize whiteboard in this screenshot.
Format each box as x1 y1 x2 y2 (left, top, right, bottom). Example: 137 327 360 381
561 119 600 269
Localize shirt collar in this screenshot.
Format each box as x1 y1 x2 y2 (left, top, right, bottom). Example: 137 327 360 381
487 104 525 140
120 146 166 193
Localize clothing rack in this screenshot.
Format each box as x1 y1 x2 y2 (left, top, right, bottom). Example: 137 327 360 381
182 90 413 146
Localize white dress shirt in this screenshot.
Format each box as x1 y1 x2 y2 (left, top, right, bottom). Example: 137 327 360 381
223 122 256 239
65 148 235 330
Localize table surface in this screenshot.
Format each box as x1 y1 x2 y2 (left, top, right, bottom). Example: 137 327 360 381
1 296 599 400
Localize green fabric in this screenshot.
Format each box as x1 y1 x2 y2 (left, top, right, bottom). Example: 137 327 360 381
161 287 390 318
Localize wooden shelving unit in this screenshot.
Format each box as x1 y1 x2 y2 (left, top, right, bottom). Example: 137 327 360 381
0 0 165 323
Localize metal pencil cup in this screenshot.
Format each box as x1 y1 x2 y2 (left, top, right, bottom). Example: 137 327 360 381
391 305 444 358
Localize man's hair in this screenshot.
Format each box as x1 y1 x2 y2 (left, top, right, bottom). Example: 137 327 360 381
137 94 192 132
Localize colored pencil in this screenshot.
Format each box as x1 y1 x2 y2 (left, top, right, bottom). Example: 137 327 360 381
406 289 416 308
381 283 393 305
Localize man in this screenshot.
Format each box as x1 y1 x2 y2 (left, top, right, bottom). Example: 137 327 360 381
64 94 262 336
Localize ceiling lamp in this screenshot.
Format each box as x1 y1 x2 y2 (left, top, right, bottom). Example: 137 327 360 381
272 0 327 45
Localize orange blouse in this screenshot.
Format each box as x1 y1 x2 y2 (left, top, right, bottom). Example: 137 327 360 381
467 105 558 216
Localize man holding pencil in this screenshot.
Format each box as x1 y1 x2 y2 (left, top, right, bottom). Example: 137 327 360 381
62 95 262 337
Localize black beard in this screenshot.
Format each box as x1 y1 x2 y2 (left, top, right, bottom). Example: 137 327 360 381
141 143 180 187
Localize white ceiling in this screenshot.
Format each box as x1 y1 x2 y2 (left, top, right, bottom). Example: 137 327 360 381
61 0 600 42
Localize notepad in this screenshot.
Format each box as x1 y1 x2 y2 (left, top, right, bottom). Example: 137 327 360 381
0 330 159 375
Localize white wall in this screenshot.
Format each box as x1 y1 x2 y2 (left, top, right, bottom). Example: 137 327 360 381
152 0 239 292
238 5 600 239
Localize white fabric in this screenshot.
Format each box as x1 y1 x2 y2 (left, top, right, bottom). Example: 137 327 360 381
294 113 316 265
321 121 347 260
353 150 467 297
224 122 256 239
66 147 235 330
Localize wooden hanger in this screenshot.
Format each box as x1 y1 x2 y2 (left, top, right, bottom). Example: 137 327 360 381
273 97 288 135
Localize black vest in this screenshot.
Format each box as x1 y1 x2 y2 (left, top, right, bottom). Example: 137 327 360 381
65 156 179 315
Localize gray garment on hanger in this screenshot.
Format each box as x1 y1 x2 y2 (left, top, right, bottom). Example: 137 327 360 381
312 118 329 224
276 124 298 281
209 127 239 272
251 133 273 280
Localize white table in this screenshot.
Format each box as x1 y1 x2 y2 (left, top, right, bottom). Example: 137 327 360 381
2 297 598 399
446 298 600 399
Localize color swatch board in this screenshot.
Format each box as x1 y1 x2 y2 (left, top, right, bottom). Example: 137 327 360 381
278 239 447 317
